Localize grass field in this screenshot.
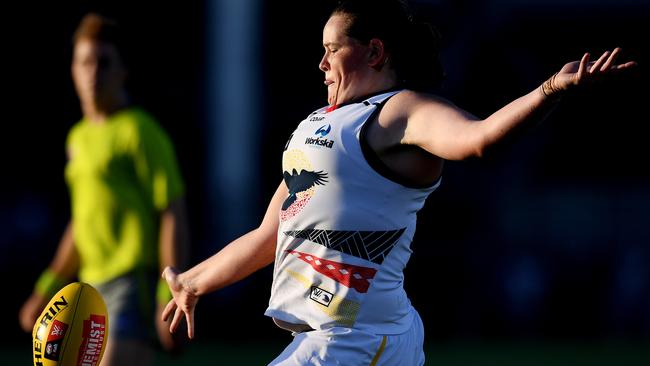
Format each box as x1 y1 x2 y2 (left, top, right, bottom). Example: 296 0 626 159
9 340 649 365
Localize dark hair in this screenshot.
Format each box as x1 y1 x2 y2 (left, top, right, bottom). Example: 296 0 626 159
332 0 444 91
73 13 128 66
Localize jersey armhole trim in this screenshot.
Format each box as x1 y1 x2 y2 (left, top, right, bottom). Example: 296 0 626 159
359 100 442 190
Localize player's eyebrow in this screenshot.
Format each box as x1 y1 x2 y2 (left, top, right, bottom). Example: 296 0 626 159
323 42 342 48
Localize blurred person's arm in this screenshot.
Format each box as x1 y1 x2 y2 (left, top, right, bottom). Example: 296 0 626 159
161 181 287 339
19 221 79 332
128 112 189 350
156 197 190 351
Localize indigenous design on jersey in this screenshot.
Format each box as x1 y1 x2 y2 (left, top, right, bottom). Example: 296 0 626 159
286 250 377 293
284 228 406 265
280 150 327 221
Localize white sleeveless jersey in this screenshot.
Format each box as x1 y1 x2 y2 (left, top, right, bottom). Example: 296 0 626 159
265 90 440 334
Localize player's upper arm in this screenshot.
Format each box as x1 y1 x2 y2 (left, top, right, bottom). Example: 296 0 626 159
394 91 485 160
256 180 288 244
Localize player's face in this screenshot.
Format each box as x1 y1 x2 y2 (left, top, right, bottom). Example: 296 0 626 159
71 38 126 110
319 14 375 106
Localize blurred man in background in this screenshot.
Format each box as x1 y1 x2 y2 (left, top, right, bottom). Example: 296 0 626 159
18 13 189 366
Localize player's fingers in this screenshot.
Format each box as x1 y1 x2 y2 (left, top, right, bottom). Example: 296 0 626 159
589 50 610 74
170 306 184 334
577 53 589 79
186 309 195 339
600 48 620 72
162 299 176 321
613 61 638 70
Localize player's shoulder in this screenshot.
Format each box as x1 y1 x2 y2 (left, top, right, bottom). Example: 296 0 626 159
377 89 452 130
389 89 449 107
385 89 454 117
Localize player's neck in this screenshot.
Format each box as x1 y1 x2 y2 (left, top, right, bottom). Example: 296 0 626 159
359 71 399 101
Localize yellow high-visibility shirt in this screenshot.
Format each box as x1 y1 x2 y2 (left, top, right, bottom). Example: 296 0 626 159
65 107 184 284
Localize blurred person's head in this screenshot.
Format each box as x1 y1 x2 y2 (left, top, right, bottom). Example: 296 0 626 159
71 13 128 119
320 0 443 105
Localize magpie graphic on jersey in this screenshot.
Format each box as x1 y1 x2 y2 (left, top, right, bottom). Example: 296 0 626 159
282 169 328 210
281 149 325 221
284 228 406 264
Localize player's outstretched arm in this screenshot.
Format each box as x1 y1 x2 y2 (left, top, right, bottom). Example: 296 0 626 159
546 47 637 96
161 181 288 339
399 48 637 160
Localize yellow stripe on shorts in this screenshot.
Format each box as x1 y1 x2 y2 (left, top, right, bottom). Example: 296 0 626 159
369 335 387 366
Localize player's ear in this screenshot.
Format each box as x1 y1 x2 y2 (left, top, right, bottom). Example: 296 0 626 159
368 38 387 70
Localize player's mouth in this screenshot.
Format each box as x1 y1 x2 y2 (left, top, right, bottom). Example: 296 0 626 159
324 79 334 87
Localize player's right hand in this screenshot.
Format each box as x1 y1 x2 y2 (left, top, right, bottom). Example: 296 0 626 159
161 266 198 339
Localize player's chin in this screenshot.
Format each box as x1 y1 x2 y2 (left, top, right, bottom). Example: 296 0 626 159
327 88 338 105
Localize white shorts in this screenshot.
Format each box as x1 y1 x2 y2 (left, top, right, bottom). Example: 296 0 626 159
268 310 425 366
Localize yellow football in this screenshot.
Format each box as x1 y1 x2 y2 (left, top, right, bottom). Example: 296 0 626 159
32 282 109 366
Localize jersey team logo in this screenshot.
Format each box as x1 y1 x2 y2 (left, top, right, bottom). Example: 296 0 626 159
315 124 331 137
305 124 335 149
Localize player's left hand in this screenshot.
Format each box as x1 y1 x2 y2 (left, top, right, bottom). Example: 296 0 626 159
161 266 198 339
